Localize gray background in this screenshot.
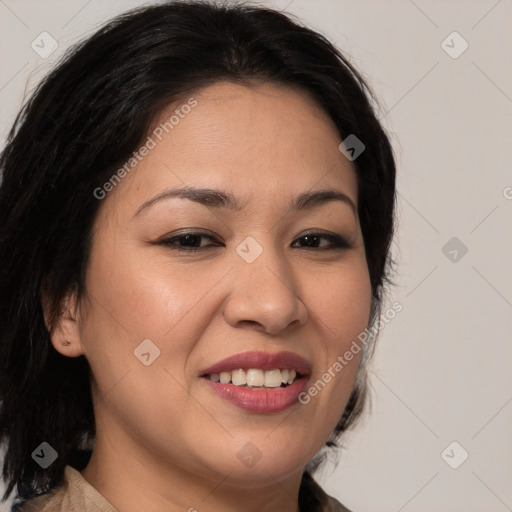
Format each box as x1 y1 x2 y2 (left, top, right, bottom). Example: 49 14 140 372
1 1 511 511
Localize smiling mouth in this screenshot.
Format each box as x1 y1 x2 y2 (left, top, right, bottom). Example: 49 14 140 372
202 368 303 389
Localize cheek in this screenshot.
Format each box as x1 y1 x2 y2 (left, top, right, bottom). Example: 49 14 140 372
78 238 225 390
77 241 176 386
82 241 188 341
78 250 201 431
300 259 371 419
308 258 372 350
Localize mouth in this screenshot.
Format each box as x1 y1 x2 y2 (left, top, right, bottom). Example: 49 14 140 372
199 351 311 413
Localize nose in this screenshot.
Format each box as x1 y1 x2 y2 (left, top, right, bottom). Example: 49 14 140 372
223 246 308 336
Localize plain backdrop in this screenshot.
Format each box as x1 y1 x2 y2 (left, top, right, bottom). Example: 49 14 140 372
1 1 511 511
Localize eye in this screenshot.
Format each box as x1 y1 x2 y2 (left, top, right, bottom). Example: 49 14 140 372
159 230 351 253
292 232 351 250
159 231 221 252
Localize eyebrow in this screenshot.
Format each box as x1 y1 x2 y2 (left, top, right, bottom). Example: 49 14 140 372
133 186 357 218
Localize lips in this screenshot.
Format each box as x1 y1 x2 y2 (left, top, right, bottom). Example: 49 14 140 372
201 377 308 413
199 351 311 413
199 350 311 376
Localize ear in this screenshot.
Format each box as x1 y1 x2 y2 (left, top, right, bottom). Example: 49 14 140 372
41 286 86 358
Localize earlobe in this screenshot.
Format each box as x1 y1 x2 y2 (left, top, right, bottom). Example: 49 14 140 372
41 287 86 358
54 337 84 358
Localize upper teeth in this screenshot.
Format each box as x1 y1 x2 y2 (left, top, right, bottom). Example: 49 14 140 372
208 368 297 387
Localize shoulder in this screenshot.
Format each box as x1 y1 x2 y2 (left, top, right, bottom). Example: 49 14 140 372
299 470 354 512
11 465 117 512
325 494 354 512
11 485 67 512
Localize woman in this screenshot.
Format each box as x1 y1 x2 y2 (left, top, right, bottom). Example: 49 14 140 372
0 1 396 511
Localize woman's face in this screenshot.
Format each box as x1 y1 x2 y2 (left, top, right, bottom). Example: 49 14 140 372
70 81 371 489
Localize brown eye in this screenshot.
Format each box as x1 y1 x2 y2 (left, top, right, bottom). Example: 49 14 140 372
159 232 222 252
292 233 351 250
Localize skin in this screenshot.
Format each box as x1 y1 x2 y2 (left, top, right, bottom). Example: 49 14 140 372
49 81 372 512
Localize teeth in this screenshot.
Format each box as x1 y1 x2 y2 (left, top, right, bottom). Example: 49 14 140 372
264 369 282 388
231 369 247 386
219 371 231 384
246 369 264 387
207 368 301 387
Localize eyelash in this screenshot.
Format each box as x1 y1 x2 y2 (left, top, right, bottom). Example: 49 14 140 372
158 231 351 253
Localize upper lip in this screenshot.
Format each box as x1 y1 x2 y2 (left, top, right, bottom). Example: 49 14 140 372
200 351 311 376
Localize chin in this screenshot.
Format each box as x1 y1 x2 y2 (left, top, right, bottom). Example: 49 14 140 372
219 448 309 487
220 462 305 489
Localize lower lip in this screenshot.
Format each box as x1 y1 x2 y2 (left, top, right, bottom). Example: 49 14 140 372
200 376 308 413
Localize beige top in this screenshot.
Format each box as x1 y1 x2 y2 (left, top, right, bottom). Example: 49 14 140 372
13 465 351 512
13 466 117 512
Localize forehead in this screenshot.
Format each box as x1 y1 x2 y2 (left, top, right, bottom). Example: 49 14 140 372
157 80 342 164
104 81 357 216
